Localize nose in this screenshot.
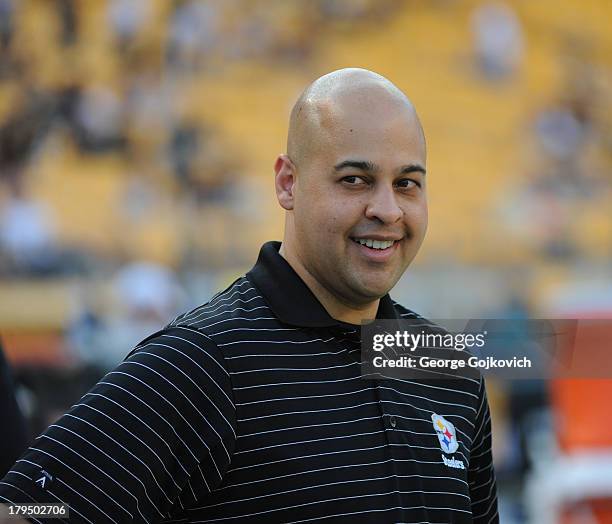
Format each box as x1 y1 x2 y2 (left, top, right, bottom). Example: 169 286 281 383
364 184 403 224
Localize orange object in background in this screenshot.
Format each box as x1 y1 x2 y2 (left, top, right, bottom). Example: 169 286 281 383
561 499 612 524
550 318 612 523
550 319 612 452
552 378 612 452
1 331 73 368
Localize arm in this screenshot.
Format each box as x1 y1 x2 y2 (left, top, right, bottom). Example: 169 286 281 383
468 376 499 523
0 327 236 522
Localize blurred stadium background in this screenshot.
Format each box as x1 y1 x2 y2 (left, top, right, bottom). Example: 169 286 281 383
0 0 611 522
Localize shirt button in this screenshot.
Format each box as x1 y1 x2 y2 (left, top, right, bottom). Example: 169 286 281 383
389 416 397 428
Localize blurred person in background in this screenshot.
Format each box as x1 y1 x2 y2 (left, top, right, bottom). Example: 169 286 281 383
55 0 78 47
74 84 127 154
0 0 14 54
471 1 523 81
107 0 150 54
0 181 60 277
0 339 29 478
166 0 221 73
0 178 90 278
68 261 186 371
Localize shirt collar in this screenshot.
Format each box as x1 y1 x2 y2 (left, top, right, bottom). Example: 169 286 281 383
246 241 400 328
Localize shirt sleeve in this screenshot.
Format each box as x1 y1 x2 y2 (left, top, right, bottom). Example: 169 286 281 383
468 376 499 523
0 326 236 523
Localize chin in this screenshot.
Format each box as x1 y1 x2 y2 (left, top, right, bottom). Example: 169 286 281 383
359 272 399 294
356 282 393 300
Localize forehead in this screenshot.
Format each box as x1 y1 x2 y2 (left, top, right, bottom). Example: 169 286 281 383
315 101 426 165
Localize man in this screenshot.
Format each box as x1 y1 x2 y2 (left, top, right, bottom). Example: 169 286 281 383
0 68 497 523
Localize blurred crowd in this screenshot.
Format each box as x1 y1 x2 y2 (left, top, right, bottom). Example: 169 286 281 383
0 0 404 273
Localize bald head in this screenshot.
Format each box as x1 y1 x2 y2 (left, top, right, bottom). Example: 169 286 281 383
287 68 425 169
274 68 429 318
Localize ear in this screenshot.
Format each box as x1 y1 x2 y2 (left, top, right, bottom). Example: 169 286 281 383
274 154 296 211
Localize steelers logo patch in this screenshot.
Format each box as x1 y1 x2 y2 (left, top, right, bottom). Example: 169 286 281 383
431 413 459 454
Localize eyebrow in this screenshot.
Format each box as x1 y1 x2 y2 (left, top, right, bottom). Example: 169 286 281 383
333 160 426 175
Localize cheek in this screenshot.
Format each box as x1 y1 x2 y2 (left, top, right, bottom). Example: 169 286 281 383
415 197 428 221
313 199 359 232
297 181 367 238
314 212 345 240
296 203 340 241
404 201 428 235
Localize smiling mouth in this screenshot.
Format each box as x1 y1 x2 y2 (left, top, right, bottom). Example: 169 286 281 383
350 238 399 250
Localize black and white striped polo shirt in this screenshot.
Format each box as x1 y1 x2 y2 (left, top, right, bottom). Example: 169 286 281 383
0 241 498 523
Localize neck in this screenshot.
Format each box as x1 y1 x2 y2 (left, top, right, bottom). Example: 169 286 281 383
279 241 379 325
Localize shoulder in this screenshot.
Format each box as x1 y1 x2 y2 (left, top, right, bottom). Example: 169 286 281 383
115 277 264 365
168 276 272 332
150 275 285 358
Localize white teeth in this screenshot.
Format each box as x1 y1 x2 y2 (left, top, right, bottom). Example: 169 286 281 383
355 238 396 250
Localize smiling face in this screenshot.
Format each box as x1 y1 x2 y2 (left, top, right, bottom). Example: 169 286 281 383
276 69 428 310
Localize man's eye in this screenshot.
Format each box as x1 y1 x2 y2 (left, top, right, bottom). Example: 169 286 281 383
396 179 420 189
342 176 367 185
